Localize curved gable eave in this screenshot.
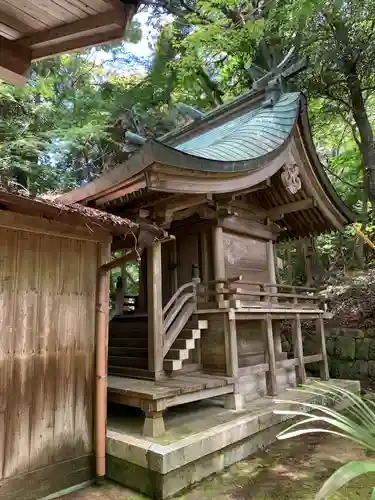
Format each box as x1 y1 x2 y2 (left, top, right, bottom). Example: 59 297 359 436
296 97 360 226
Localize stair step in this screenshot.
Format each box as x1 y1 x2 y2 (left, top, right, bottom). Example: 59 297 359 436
109 338 148 348
109 329 148 338
187 319 208 330
179 329 201 340
165 349 189 361
110 315 147 324
108 366 153 380
108 347 147 357
108 356 148 369
173 338 195 350
163 359 183 371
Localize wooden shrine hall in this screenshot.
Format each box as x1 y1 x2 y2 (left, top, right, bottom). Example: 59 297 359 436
60 84 357 437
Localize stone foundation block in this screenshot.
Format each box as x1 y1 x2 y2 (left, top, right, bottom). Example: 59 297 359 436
336 338 355 360
356 338 371 360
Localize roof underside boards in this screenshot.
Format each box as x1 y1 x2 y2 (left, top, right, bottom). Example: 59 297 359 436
174 93 301 162
0 0 135 85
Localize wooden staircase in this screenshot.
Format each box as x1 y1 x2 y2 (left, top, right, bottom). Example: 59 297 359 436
108 276 207 378
108 315 150 379
163 318 207 371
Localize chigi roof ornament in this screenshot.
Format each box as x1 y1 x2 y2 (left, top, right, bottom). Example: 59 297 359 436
247 43 308 107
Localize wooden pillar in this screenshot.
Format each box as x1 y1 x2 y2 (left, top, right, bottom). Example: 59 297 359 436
265 313 277 396
267 240 277 285
171 238 178 294
212 226 225 305
317 315 330 380
224 309 243 409
200 230 210 283
273 321 283 359
138 252 147 312
143 410 165 437
147 242 164 380
292 313 306 385
114 277 123 315
267 240 277 305
121 253 128 306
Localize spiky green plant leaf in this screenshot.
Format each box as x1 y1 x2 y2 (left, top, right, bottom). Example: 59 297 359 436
315 461 375 500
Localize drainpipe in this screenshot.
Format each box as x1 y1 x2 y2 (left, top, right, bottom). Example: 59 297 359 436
95 249 137 482
95 239 172 481
95 266 109 482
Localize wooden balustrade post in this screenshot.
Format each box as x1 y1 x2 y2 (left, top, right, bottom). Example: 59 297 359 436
265 313 277 396
292 313 306 385
147 242 164 380
317 315 330 380
191 263 201 307
114 276 123 315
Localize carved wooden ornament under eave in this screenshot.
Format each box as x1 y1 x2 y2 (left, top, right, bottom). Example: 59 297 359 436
281 163 302 195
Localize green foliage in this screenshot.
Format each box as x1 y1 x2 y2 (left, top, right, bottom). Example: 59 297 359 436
274 383 375 499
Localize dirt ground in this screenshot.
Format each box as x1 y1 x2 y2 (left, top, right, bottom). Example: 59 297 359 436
63 433 375 499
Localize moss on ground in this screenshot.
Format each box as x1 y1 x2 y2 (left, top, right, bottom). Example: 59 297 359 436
64 434 375 499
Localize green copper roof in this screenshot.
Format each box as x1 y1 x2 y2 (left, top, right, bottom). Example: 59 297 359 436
173 92 301 162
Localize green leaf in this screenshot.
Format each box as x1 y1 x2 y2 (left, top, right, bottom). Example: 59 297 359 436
315 461 375 500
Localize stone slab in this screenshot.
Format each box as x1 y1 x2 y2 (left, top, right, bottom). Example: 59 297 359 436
106 379 360 499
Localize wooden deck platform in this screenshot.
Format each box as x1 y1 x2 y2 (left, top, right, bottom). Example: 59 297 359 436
107 372 235 437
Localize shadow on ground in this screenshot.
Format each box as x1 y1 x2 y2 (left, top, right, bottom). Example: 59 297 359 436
63 434 375 499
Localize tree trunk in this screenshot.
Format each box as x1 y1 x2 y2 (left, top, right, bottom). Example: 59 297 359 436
347 71 375 211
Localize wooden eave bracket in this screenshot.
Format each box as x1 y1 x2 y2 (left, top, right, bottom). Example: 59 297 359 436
266 197 315 221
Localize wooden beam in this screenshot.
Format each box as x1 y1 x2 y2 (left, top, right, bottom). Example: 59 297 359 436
21 10 127 50
267 198 315 221
147 242 164 380
31 26 127 61
219 216 279 241
0 35 31 86
0 208 110 242
156 194 209 224
292 313 306 385
100 248 139 273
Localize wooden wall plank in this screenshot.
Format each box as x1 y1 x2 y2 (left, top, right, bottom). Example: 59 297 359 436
0 229 21 479
29 235 59 470
0 454 94 500
74 240 97 456
223 231 269 293
0 226 98 483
